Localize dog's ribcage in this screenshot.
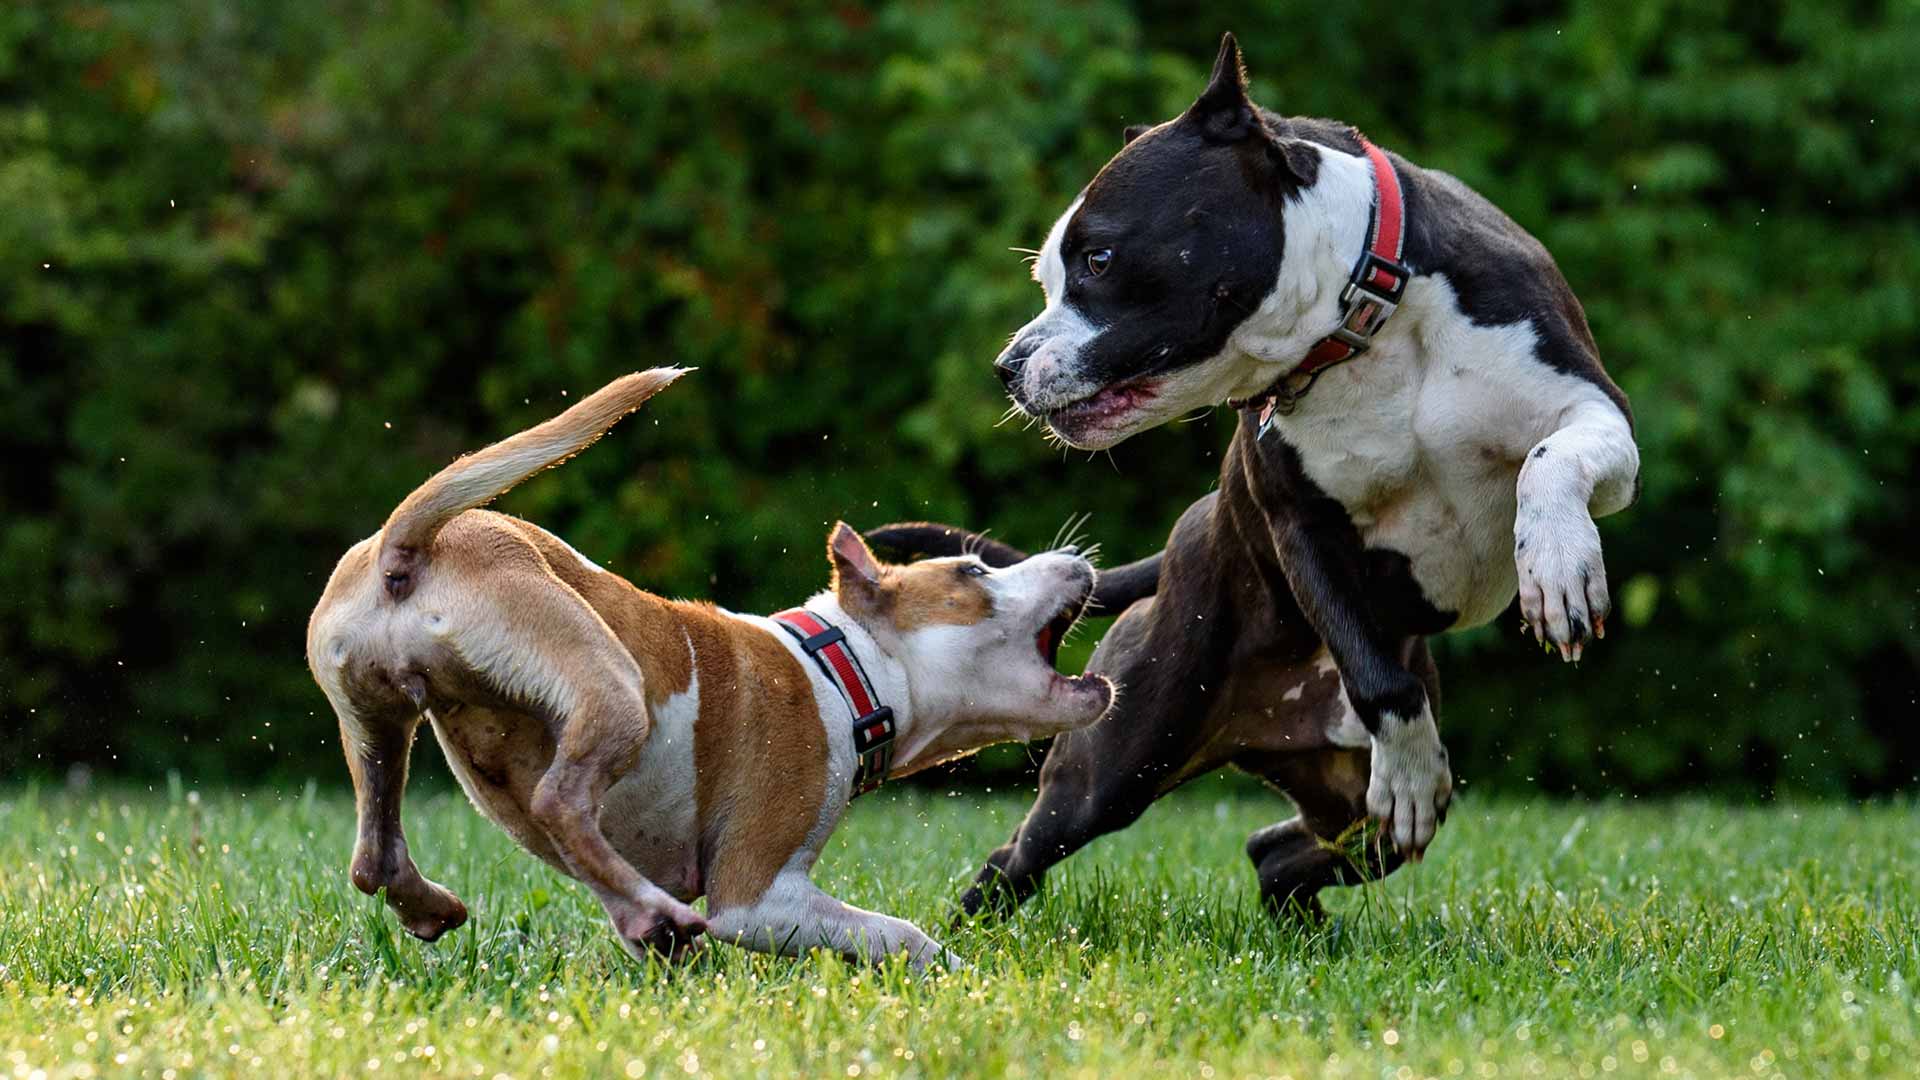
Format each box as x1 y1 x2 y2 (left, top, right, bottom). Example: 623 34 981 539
1274 273 1621 629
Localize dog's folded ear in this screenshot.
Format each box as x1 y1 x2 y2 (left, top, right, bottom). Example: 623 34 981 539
829 522 887 612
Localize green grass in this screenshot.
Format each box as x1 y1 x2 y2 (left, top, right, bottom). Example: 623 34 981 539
1 779 1916 1079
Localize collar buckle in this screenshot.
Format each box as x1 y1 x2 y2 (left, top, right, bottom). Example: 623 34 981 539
850 705 896 794
1330 250 1410 353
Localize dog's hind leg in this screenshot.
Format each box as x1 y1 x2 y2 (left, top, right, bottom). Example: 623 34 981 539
309 541 469 941
1243 639 1438 919
441 552 709 962
1244 754 1403 922
331 698 470 942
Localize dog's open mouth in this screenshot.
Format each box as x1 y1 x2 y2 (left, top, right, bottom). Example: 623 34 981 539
1023 569 1113 716
1043 377 1160 438
1033 581 1101 693
1035 602 1080 669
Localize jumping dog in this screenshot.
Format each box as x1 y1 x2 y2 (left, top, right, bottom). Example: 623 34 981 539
870 33 1638 920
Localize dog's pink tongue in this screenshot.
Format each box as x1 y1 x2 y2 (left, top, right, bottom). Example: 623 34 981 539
1035 626 1054 661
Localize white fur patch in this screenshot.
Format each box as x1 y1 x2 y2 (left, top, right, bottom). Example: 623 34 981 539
1228 145 1380 385
1011 196 1112 412
1323 693 1372 751
1364 703 1450 852
1303 650 1370 748
600 631 701 888
1033 194 1083 302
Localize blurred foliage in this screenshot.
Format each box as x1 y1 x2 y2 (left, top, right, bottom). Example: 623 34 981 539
1 0 1914 795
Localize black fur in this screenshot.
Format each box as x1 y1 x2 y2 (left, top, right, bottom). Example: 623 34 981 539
1004 32 1628 423
938 422 1451 921
927 32 1632 921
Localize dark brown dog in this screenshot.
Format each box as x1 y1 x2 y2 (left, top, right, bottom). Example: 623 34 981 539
868 34 1636 921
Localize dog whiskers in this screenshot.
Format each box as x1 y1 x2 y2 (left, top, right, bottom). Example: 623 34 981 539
1048 514 1102 566
1048 512 1091 555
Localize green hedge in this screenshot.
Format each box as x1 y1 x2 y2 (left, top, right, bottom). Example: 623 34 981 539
3 1 1915 794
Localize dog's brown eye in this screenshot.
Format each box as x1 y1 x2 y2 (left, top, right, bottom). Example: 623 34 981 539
1086 248 1113 276
959 563 989 577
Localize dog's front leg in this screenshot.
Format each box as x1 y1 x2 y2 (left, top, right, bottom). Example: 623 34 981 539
1249 446 1450 859
706 870 964 972
1516 399 1640 661
1269 513 1450 858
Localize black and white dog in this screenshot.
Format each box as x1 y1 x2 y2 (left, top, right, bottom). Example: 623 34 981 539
870 34 1639 919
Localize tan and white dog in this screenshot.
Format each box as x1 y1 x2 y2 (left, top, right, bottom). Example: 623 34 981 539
306 369 1111 969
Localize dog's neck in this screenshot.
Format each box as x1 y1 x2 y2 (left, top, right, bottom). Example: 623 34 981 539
778 590 935 780
1223 143 1392 398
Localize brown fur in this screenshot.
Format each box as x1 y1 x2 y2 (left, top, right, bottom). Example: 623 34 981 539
886 562 996 630
511 520 695 704
683 604 829 909
830 529 995 631
310 371 1109 967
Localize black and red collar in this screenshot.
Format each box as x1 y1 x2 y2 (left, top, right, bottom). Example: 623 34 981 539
1232 135 1410 430
771 608 896 798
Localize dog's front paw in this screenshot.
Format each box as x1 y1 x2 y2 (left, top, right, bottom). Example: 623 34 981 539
610 894 708 962
1365 709 1452 859
1515 500 1609 662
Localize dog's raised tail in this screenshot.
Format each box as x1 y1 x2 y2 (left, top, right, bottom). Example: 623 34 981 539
377 367 689 599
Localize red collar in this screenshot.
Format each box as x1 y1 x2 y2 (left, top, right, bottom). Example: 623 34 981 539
771 608 896 798
1232 135 1409 431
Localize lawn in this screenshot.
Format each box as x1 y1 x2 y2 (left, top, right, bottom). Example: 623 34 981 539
1 777 1915 1079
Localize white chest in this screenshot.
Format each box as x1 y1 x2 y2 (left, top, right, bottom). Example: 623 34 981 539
1270 276 1597 629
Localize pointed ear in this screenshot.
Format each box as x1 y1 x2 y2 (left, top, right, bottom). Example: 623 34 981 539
1122 123 1152 146
1186 32 1258 144
828 522 885 610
